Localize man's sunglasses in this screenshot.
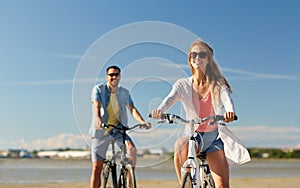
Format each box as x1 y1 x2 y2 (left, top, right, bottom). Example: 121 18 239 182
107 73 120 77
189 51 208 59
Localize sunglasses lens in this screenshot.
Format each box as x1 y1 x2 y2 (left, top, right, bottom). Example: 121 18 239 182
199 52 207 59
190 52 207 59
190 52 197 59
108 73 119 77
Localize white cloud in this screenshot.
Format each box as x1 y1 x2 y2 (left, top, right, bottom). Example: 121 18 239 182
2 65 298 87
229 125 300 148
154 64 299 80
0 76 179 86
129 125 184 149
221 67 299 80
2 134 90 151
1 125 299 151
131 125 300 149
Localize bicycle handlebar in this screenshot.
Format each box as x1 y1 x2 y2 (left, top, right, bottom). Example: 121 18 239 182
101 123 147 131
149 113 237 125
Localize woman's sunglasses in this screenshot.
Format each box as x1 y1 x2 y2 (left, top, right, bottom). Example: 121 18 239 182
189 51 208 59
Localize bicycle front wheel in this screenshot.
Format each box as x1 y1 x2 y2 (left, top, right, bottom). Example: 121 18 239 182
102 160 111 188
118 164 136 188
181 171 193 188
207 173 215 188
102 161 117 188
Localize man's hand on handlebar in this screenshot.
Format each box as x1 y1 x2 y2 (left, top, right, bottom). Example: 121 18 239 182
94 117 103 130
140 121 152 129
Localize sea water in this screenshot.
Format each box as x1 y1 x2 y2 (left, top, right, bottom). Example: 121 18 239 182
1 158 300 184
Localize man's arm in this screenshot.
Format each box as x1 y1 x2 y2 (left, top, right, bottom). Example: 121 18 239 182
128 103 151 129
93 100 103 130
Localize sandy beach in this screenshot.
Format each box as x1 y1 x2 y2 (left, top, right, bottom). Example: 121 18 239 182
1 177 300 188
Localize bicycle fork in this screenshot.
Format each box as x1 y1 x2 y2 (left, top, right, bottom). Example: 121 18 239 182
181 137 199 187
110 141 118 188
199 161 210 188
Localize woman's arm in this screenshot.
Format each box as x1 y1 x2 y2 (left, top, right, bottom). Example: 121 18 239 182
220 85 236 122
152 79 183 118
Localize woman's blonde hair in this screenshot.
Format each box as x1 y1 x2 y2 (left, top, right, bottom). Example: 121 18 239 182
188 40 232 105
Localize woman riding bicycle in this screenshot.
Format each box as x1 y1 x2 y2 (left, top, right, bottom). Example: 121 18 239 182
151 40 250 188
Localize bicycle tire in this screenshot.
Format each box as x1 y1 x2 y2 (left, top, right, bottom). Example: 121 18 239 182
111 163 118 188
181 171 193 188
102 161 111 188
118 164 136 188
102 161 118 188
207 173 215 188
200 174 215 188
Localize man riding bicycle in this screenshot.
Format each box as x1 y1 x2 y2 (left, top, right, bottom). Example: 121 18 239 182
89 65 151 188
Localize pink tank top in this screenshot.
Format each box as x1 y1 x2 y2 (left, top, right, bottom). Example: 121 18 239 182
192 92 217 132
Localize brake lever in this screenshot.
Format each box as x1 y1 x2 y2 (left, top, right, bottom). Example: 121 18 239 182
157 120 165 124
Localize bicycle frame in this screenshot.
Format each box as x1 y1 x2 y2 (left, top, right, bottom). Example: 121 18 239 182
181 124 213 188
106 136 131 188
108 139 118 188
181 124 199 187
150 113 236 188
118 126 135 187
102 124 144 188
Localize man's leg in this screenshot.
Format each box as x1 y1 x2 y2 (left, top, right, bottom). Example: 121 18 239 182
125 137 137 188
91 160 104 188
90 137 110 188
126 140 137 169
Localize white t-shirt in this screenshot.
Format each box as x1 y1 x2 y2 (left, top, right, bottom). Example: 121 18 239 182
158 77 251 165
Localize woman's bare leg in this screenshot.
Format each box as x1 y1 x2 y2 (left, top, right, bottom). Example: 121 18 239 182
206 150 229 188
174 136 189 183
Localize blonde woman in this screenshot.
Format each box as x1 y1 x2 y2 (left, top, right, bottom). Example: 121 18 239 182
151 40 250 188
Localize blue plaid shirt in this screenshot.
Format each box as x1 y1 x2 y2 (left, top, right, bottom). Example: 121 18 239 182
89 83 133 138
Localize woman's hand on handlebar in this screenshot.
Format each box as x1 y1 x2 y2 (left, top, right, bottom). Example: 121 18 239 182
151 109 164 119
224 112 236 122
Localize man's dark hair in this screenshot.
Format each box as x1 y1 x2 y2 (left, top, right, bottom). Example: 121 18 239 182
106 65 121 74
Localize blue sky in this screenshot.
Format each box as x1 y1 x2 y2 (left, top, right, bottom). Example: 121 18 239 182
1 1 300 151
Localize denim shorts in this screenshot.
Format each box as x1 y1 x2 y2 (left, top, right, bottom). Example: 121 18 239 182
195 128 224 154
91 130 133 162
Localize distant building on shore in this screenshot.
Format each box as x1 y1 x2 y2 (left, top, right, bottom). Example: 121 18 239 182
0 149 31 158
37 150 91 159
